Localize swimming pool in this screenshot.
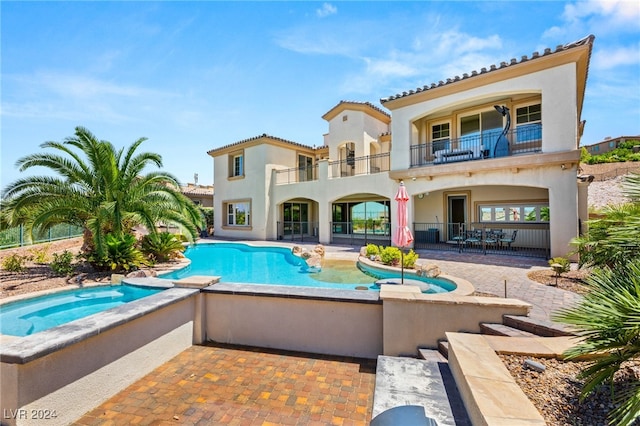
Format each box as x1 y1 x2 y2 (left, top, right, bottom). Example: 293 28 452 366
0 285 164 337
160 243 454 292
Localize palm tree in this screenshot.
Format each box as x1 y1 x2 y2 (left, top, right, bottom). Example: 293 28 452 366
553 260 640 426
2 126 203 260
555 172 640 425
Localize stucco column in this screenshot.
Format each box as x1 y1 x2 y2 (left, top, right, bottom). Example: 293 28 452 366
317 160 331 244
549 169 579 258
577 177 591 236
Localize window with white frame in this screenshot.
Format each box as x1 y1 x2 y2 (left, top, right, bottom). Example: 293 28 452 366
225 201 250 226
229 151 244 178
515 104 541 143
479 203 549 223
430 122 450 153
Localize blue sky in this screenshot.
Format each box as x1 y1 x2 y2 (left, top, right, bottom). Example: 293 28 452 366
2 1 639 189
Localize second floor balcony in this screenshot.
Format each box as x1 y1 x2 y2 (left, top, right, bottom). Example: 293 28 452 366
410 124 542 168
274 152 390 185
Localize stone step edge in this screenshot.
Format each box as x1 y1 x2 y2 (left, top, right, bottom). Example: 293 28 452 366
480 322 537 337
503 315 575 337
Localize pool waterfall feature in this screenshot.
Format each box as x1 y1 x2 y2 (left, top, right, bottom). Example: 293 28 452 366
1 257 531 426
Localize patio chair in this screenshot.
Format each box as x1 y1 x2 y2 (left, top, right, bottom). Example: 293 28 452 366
499 230 518 250
483 230 499 248
464 229 482 249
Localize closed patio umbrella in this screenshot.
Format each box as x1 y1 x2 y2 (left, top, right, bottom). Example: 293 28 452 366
393 181 414 284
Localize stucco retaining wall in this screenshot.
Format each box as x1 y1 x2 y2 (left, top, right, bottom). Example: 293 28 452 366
380 285 531 356
204 284 384 359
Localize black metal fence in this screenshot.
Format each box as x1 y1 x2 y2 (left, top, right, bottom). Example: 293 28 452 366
329 153 390 178
277 221 320 243
329 221 391 246
274 164 319 185
413 222 550 259
0 224 84 250
410 125 542 168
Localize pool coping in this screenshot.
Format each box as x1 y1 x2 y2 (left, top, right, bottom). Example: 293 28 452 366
204 282 382 304
357 256 476 296
0 287 199 364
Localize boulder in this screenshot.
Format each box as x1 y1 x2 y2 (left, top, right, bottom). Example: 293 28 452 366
292 246 303 255
305 252 323 270
126 270 149 278
422 264 441 278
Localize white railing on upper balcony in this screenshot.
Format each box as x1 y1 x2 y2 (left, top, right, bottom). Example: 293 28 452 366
410 124 542 168
274 164 319 185
329 152 390 178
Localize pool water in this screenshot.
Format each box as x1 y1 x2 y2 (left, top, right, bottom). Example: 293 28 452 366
161 243 454 292
161 243 376 290
0 285 163 337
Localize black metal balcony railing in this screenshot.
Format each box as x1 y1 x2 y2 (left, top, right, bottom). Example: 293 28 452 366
413 222 550 258
275 164 319 185
329 152 390 178
410 125 542 168
277 221 320 242
329 221 392 246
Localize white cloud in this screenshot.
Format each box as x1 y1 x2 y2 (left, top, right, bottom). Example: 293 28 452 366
316 3 337 18
563 0 640 27
545 0 640 39
337 29 507 96
592 43 640 70
1 72 177 125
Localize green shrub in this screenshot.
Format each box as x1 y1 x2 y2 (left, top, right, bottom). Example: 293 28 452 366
29 244 51 264
51 250 75 276
141 232 185 263
379 246 401 265
85 233 147 272
1 253 27 273
174 233 189 243
402 249 419 269
365 244 380 257
548 257 570 274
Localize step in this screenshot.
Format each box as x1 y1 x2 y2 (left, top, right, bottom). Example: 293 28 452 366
503 315 574 337
372 356 471 426
480 322 537 337
438 341 449 359
446 332 546 425
418 348 447 363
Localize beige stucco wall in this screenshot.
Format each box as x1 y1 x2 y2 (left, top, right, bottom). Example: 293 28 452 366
379 285 531 356
413 186 549 224
214 143 304 240
325 108 389 159
205 293 383 359
0 298 196 426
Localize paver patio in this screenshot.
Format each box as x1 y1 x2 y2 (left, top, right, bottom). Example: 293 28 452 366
76 343 376 426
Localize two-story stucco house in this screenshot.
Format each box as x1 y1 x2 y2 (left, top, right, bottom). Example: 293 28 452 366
208 35 595 259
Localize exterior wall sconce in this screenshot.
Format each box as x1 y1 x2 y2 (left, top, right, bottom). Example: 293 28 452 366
561 164 566 170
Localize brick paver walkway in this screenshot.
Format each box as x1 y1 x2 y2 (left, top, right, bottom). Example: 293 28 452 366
76 343 376 426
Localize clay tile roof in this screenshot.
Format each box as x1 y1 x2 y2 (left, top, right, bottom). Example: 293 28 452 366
180 185 214 196
380 34 595 104
207 133 324 155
